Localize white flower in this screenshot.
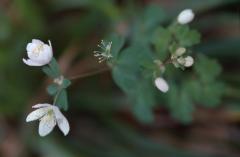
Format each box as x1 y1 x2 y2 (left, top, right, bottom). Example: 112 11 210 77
177 9 194 24
93 40 112 63
26 103 70 137
154 77 169 93
23 39 53 66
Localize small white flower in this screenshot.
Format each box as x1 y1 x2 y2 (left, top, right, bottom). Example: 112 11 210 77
177 9 194 24
23 39 53 66
26 103 70 137
93 40 112 63
154 77 169 93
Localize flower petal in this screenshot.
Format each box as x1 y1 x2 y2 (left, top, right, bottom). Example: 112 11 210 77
38 113 56 137
23 58 45 66
32 103 52 109
52 106 70 136
32 39 44 45
26 108 49 122
40 44 52 62
26 43 36 52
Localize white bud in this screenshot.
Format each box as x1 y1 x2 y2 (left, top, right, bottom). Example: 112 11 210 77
177 57 186 65
184 56 194 67
177 9 194 24
23 39 53 66
154 77 169 93
175 47 186 57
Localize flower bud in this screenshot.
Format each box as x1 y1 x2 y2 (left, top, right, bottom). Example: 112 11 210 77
23 39 53 66
177 57 186 65
154 77 169 93
177 9 194 24
175 47 186 57
184 56 194 67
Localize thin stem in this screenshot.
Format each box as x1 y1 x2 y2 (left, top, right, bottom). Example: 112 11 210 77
69 67 109 80
163 55 173 65
53 89 62 105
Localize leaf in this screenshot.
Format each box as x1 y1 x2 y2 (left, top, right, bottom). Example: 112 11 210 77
49 58 61 77
61 79 71 89
133 80 156 123
200 82 225 107
42 58 61 79
172 25 201 47
112 45 156 123
55 89 68 111
152 27 171 59
132 4 166 45
143 4 166 31
167 84 194 124
47 84 59 96
187 81 225 108
194 54 222 83
133 102 154 124
42 66 56 78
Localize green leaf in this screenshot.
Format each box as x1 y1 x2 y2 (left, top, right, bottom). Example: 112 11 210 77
133 102 154 124
61 79 71 89
42 66 56 78
133 80 156 124
200 82 225 107
42 58 61 79
172 25 201 47
49 58 61 77
167 84 194 124
112 45 156 123
132 4 165 45
47 84 59 96
187 80 225 108
194 54 222 83
55 89 68 111
143 4 166 31
152 27 171 59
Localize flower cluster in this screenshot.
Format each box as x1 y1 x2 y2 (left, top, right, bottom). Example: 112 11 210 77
23 39 70 137
23 8 197 137
154 9 195 93
171 47 194 68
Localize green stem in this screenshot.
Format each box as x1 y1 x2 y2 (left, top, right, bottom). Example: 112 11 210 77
53 89 62 105
69 67 109 80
